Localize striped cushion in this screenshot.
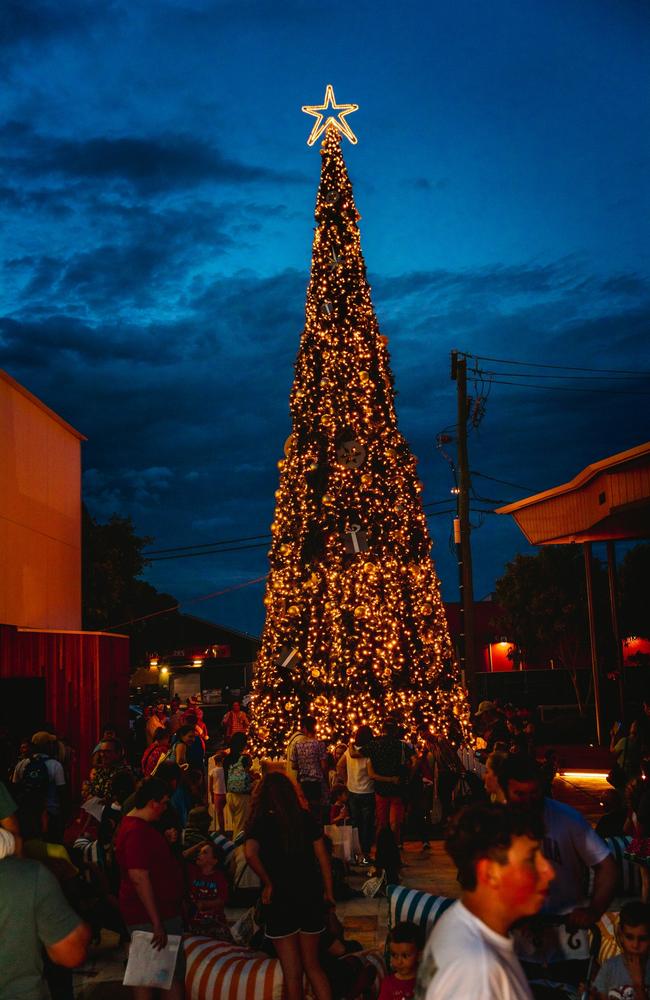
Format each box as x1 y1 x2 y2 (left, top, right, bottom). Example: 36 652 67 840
185 938 285 1000
386 884 455 939
595 911 620 966
73 837 104 868
209 831 241 865
601 836 641 895
184 937 386 1000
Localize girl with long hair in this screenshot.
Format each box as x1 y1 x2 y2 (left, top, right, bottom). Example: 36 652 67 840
244 772 334 1000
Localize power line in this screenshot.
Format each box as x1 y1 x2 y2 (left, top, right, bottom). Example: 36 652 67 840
464 352 650 377
144 533 270 555
472 471 539 493
147 541 270 562
485 378 650 396
105 575 268 631
480 369 648 382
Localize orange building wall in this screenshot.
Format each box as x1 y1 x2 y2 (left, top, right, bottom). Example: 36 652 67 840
0 370 84 630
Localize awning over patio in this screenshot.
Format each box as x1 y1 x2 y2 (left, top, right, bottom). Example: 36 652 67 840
496 441 650 544
496 441 650 745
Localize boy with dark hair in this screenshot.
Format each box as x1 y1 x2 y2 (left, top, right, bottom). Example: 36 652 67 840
380 921 423 1000
416 803 553 999
593 900 650 999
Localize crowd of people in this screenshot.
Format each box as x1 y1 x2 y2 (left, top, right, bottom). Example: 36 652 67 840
1 694 650 999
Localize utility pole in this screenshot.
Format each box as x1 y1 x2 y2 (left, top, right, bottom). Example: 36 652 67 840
451 351 477 699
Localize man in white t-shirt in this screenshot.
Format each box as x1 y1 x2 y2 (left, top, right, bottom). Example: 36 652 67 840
498 754 617 923
416 802 553 1000
498 754 617 975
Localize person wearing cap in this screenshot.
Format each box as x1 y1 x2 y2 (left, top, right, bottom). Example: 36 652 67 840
474 702 508 752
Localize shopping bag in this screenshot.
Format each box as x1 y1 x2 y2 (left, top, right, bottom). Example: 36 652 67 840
123 931 181 990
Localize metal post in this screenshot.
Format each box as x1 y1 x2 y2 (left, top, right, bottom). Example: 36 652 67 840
453 516 465 687
451 352 476 698
606 540 625 723
583 541 603 745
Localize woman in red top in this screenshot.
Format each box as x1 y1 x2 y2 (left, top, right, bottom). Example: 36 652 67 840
115 778 185 1000
140 728 170 777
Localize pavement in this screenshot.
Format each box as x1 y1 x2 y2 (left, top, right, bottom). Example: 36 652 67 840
73 770 612 997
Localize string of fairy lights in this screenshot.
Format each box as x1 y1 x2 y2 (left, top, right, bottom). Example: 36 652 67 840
249 94 472 757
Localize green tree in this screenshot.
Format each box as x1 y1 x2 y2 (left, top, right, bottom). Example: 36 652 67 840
250 128 470 755
82 506 178 659
494 545 608 714
619 543 650 642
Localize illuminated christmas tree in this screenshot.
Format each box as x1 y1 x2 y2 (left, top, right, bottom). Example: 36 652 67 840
251 89 471 756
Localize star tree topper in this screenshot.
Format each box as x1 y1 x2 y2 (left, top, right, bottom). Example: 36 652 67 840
302 84 359 146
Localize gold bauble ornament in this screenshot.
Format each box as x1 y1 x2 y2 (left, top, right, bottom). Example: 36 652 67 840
283 435 296 458
361 473 373 486
354 605 368 619
287 605 300 617
421 602 433 616
359 371 370 383
322 493 334 506
311 667 321 678
279 543 292 556
285 701 294 711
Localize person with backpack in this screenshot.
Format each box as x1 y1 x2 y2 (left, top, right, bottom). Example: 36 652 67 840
224 732 257 838
16 732 67 842
141 728 171 778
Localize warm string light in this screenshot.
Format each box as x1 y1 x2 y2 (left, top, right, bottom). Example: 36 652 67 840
250 126 472 757
301 84 359 147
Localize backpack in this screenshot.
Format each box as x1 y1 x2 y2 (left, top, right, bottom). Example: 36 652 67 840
142 743 166 777
227 757 251 795
21 755 50 796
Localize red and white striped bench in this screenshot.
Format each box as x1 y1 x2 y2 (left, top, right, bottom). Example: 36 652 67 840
184 936 386 1000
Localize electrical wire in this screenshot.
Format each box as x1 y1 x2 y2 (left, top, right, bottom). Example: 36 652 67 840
104 575 268 631
463 353 650 377
147 541 270 562
472 471 540 493
144 534 270 555
482 369 648 382
485 378 650 396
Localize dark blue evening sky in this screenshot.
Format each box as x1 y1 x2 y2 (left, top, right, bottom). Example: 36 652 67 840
2 0 649 633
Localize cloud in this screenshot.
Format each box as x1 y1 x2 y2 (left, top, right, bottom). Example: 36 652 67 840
0 0 101 48
3 251 648 628
410 177 450 191
0 122 307 195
